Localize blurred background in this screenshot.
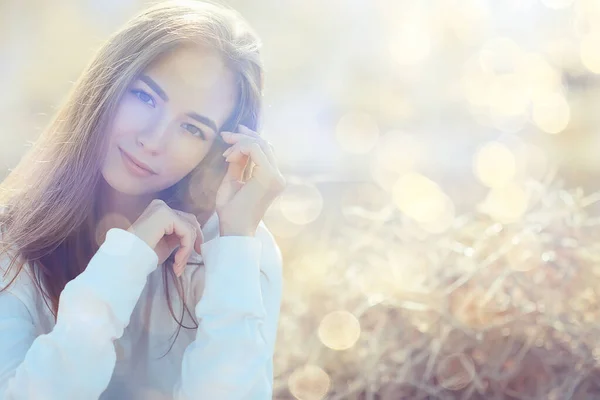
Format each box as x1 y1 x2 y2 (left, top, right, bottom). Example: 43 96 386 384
2 0 600 399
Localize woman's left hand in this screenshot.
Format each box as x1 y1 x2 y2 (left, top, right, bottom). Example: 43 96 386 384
215 124 286 236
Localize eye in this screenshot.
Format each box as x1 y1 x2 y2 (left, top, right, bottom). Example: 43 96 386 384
181 123 206 140
131 89 155 108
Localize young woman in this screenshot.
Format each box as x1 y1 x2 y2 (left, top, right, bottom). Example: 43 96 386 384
0 1 285 399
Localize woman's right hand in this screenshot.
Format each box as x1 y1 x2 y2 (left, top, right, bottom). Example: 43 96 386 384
126 199 204 277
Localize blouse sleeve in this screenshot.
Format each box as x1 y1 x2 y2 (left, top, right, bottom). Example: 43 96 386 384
174 222 283 400
0 228 159 400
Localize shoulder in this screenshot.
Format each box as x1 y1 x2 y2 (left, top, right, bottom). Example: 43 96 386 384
0 228 28 290
0 230 44 322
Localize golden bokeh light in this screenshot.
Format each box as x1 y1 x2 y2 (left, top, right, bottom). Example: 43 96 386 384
507 230 543 272
4 2 600 399
519 52 562 104
369 131 424 192
479 37 523 75
543 38 580 70
317 310 361 350
263 196 305 239
387 246 430 292
288 250 339 288
511 140 550 181
490 111 528 134
576 0 600 34
354 246 433 298
335 112 380 154
479 184 529 223
473 142 517 188
580 33 600 73
288 365 330 400
392 173 450 224
488 73 529 117
388 21 431 66
523 144 549 181
418 194 455 234
531 93 570 134
377 89 414 121
441 0 490 44
341 182 390 221
279 183 324 225
463 39 567 137
462 55 493 108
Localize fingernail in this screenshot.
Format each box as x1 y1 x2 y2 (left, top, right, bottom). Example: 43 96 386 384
221 131 231 137
222 148 232 157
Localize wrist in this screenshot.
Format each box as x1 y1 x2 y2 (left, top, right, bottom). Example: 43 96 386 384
217 213 258 237
219 227 256 237
219 221 256 237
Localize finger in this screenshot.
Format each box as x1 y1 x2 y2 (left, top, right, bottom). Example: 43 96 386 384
227 148 272 185
243 138 277 166
242 159 255 182
222 135 276 163
170 214 197 274
220 124 259 137
237 124 260 137
174 210 204 255
225 139 273 167
261 141 277 166
222 138 253 179
223 151 249 182
246 138 278 177
242 144 286 194
217 154 249 209
223 139 286 197
227 142 271 176
220 124 262 147
220 132 262 146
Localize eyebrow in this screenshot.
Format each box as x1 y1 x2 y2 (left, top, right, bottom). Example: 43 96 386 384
138 74 219 134
140 75 169 102
186 112 218 134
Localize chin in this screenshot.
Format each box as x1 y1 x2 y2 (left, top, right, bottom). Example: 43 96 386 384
100 165 158 196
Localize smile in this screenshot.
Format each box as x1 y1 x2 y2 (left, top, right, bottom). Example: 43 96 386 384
119 148 157 177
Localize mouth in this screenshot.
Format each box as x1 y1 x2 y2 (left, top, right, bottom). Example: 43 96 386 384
119 148 157 177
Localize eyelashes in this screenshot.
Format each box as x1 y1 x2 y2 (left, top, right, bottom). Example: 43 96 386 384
130 89 206 140
131 89 155 107
181 123 206 140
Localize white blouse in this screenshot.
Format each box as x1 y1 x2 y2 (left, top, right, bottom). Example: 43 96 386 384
0 212 283 399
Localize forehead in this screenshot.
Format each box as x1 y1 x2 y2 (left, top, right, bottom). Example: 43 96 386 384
142 44 238 129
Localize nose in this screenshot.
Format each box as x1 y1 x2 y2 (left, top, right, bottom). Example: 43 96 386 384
135 117 173 153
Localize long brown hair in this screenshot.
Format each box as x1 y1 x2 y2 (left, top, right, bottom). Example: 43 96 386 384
0 0 263 354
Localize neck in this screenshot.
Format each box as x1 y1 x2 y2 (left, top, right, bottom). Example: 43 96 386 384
96 178 155 234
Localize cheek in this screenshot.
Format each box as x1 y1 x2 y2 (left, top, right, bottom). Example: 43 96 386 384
164 140 213 177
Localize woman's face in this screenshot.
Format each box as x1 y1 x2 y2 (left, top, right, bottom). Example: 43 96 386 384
101 44 237 196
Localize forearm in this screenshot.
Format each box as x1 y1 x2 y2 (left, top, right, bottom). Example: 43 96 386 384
0 228 159 399
175 233 282 400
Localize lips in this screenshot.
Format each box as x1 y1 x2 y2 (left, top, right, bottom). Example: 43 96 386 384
119 148 157 175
